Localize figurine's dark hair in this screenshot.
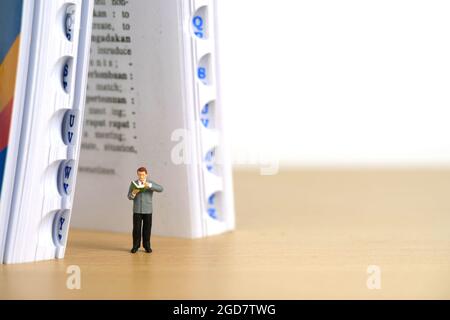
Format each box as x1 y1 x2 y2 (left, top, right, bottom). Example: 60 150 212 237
137 167 148 174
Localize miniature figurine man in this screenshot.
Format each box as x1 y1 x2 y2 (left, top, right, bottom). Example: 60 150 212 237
127 167 163 253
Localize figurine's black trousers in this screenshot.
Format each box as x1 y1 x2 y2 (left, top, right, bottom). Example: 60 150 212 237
132 213 152 249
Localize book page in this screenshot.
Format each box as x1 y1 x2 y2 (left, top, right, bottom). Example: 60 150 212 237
72 0 195 236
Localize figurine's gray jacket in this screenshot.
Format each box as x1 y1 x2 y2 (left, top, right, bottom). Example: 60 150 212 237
127 180 163 214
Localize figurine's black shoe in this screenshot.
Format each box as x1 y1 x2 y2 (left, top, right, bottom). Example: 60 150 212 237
144 247 152 253
130 247 139 253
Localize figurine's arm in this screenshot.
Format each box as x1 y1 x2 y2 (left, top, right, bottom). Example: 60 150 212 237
146 181 163 192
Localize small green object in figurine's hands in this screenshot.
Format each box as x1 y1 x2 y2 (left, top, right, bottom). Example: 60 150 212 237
131 180 146 195
132 180 145 189
131 180 153 195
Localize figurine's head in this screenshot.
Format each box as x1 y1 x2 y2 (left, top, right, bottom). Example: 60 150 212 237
137 167 148 182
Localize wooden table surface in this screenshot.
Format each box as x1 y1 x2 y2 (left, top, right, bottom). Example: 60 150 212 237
1 169 450 299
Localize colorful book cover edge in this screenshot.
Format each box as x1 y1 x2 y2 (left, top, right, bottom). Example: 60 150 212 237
0 0 23 196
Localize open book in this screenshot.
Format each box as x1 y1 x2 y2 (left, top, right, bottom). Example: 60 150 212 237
131 180 146 192
72 0 235 240
0 0 235 264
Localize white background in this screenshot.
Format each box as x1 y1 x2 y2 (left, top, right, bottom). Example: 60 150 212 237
217 0 450 166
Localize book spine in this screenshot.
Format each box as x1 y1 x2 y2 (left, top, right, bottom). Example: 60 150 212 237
3 0 94 264
183 0 236 236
